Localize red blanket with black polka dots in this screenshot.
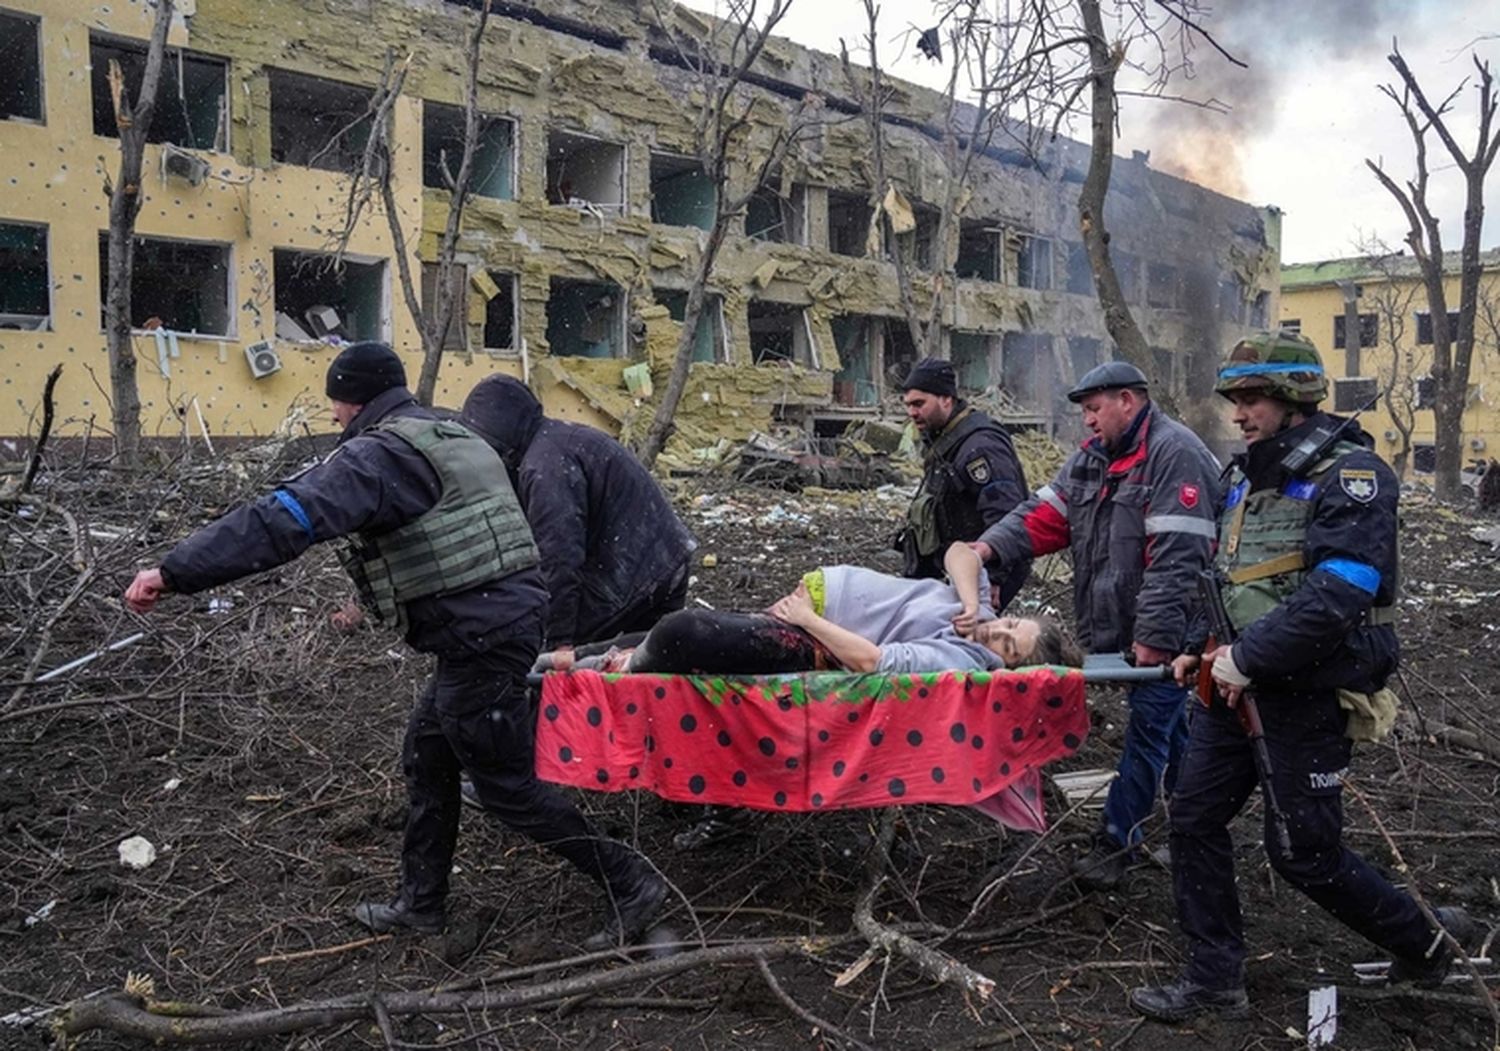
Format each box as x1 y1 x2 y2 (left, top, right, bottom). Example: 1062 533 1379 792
533 667 1088 829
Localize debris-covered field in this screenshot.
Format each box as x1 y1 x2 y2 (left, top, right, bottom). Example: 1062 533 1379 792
2 448 1498 1051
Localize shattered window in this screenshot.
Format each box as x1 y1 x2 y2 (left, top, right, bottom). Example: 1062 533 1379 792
748 299 814 366
1332 313 1378 349
546 130 625 211
0 221 50 329
269 69 374 173
951 331 999 391
0 9 43 123
658 290 725 363
420 262 467 352
547 278 622 357
272 250 387 343
830 315 875 406
826 190 871 258
97 233 231 336
1014 235 1053 291
650 153 716 230
481 271 517 352
91 35 227 151
1001 332 1055 413
745 181 805 244
956 221 1000 282
1415 310 1459 345
883 319 917 388
422 102 515 200
1334 377 1378 413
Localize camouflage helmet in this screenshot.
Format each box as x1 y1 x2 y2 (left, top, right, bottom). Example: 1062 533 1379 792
1214 330 1327 405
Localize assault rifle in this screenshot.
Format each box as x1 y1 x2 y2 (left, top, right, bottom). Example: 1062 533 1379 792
1197 569 1293 858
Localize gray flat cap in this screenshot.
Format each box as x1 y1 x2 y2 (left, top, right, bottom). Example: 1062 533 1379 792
1066 360 1149 403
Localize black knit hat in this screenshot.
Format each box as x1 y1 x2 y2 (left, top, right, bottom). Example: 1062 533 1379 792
901 357 958 398
325 342 407 404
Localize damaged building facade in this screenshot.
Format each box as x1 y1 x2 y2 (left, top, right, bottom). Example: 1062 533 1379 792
0 0 1279 451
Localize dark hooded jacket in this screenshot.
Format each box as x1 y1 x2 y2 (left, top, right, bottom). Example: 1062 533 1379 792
160 386 547 656
461 376 696 647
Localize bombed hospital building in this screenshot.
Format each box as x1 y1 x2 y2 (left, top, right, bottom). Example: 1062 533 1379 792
0 0 1279 451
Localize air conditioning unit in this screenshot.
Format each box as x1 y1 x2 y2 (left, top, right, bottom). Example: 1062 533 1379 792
1383 429 1398 443
244 340 282 379
162 148 210 187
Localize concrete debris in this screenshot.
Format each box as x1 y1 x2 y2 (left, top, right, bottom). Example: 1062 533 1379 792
118 836 157 870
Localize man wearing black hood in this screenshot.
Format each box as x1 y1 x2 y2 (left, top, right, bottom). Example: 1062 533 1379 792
459 374 696 669
125 342 666 949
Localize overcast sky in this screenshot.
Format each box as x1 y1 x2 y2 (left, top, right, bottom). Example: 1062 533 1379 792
679 1 1498 265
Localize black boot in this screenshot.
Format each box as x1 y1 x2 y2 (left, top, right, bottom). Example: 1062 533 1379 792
1389 906 1480 987
583 868 668 951
1071 833 1128 891
352 898 446 935
1130 978 1249 1023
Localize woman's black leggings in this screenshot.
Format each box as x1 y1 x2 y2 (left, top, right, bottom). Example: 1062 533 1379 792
600 609 830 675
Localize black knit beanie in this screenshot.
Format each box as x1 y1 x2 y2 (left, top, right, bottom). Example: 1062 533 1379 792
325 342 407 404
902 357 958 398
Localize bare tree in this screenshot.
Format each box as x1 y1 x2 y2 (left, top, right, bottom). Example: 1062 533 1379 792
1367 43 1500 499
635 0 820 471
1353 243 1426 479
101 0 177 464
333 0 492 406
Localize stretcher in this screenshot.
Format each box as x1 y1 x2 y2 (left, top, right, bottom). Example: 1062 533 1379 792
533 655 1165 833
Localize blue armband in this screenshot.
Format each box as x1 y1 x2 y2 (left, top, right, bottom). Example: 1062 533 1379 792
1316 558 1380 595
273 489 316 541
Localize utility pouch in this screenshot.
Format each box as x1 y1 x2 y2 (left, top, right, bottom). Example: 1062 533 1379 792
905 492 943 558
1338 687 1398 742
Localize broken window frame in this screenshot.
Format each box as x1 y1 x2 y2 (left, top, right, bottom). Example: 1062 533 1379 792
744 179 806 245
747 299 817 368
546 277 626 358
0 219 51 330
546 128 627 213
1333 376 1378 413
422 101 517 201
950 330 1002 392
420 262 467 353
658 289 727 364
1332 312 1378 350
0 8 44 125
268 68 376 174
481 270 519 354
96 231 234 338
649 152 717 231
1012 233 1054 291
1415 309 1461 345
955 221 1001 282
826 189 872 259
829 315 878 406
90 32 229 152
271 248 389 345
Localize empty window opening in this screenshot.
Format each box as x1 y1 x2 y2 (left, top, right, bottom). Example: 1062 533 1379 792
0 221 49 329
1147 262 1180 309
745 180 805 244
1068 336 1102 383
1416 310 1460 345
1001 332 1056 413
951 331 1001 391
650 153 716 230
748 299 814 366
546 130 624 211
97 233 230 336
420 262 467 352
830 315 876 406
1412 442 1436 473
1281 317 1302 334
1065 241 1092 295
269 69 373 173
0 9 42 123
547 278 623 357
91 35 227 150
955 221 1000 282
894 206 940 272
659 290 725 363
481 270 517 352
1333 312 1378 349
422 102 515 200
273 249 386 343
1014 234 1053 290
1216 275 1246 323
1334 376 1378 413
883 319 918 388
827 190 871 258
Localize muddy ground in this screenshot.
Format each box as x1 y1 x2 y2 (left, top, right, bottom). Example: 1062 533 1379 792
2 448 1498 1051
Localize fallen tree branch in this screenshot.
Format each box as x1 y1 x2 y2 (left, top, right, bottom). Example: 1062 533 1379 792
18 364 62 498
756 953 880 1051
253 934 391 966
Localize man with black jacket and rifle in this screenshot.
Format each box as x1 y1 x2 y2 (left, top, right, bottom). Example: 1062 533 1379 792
1131 331 1477 1023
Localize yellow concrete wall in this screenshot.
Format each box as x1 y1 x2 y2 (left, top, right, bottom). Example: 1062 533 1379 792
1279 270 1500 472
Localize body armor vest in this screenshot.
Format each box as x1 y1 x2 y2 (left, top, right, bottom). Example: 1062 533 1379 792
339 416 537 630
1216 439 1396 632
906 407 1009 559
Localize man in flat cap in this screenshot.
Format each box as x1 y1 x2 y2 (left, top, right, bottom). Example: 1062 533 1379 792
124 342 667 950
974 360 1220 890
895 357 1030 610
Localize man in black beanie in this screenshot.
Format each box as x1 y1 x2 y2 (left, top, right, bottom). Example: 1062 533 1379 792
125 344 668 950
894 357 1029 610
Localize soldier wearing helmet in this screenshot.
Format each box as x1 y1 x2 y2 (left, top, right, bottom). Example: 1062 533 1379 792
974 357 1220 891
1132 331 1476 1023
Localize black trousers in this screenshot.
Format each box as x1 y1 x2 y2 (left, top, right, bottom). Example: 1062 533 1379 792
400 613 640 912
624 609 828 675
1169 689 1436 989
571 562 691 648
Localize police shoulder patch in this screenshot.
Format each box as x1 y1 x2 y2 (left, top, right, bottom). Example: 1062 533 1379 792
1339 467 1378 503
966 457 991 484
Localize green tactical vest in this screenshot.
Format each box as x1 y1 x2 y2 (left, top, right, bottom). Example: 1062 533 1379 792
338 415 538 632
1216 439 1396 633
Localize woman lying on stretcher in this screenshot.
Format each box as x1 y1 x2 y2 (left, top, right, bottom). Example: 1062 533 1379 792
554 543 1083 676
